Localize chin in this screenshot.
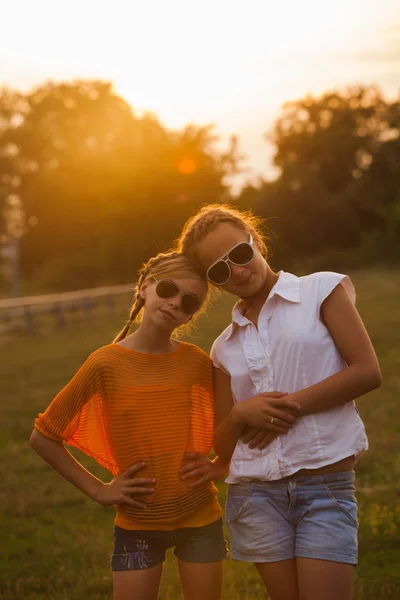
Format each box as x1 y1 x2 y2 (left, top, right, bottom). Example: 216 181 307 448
153 314 175 331
232 275 263 298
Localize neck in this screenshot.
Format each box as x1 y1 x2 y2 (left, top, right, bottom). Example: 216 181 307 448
123 320 175 354
242 266 280 312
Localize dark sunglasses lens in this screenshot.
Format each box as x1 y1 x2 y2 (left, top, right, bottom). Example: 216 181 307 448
156 280 179 298
181 294 200 314
208 261 230 284
229 242 253 265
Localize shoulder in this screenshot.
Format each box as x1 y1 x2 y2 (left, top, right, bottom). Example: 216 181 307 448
209 324 235 370
177 343 214 386
298 271 356 306
55 346 118 391
84 345 122 373
211 324 234 352
177 341 212 364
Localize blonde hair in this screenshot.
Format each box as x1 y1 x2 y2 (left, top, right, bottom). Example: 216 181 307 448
113 251 208 343
176 204 269 266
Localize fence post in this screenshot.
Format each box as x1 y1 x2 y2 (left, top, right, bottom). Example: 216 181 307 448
24 305 34 334
53 303 66 328
106 294 115 315
83 297 94 317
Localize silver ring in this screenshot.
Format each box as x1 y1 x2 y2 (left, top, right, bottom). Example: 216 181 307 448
270 417 275 425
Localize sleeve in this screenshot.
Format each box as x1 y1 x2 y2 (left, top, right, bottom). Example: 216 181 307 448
210 340 230 375
34 350 103 443
317 272 356 307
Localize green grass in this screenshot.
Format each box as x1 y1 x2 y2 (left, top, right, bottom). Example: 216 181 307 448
1 270 400 599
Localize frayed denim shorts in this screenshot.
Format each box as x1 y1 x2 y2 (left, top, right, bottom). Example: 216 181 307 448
226 471 358 565
110 518 228 571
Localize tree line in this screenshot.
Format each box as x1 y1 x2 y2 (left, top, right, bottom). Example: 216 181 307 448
0 80 399 294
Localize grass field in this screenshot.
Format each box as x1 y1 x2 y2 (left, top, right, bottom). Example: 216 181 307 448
1 269 400 599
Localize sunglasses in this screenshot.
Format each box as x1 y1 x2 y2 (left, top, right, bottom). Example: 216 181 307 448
153 279 201 315
206 233 254 285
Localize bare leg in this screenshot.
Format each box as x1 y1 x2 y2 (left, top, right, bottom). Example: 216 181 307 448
297 557 354 600
255 559 299 600
113 563 163 600
178 559 224 600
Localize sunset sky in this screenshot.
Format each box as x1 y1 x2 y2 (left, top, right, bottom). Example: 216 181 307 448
1 0 399 184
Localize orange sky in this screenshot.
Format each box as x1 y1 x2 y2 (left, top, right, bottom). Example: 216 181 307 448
1 0 399 186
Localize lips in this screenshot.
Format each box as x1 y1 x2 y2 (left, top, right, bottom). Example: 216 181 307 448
159 308 176 320
235 273 252 286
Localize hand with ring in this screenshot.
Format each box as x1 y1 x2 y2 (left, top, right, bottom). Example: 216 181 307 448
232 391 301 433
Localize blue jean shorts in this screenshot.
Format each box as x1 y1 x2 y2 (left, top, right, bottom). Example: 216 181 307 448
110 518 228 571
226 471 358 565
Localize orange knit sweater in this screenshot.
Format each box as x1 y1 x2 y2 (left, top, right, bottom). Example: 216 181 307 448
34 342 221 530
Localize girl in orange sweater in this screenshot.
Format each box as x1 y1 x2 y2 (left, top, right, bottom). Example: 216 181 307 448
30 252 228 600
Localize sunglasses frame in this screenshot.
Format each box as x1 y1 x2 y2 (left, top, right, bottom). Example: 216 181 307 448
206 233 254 285
152 278 201 315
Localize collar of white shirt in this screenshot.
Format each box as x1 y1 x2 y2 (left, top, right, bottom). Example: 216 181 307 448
230 271 301 330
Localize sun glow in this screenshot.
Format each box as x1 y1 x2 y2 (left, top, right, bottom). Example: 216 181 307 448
1 0 398 177
112 1 359 124
3 1 393 119
108 0 390 127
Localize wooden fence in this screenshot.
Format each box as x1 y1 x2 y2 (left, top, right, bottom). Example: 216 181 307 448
0 283 134 334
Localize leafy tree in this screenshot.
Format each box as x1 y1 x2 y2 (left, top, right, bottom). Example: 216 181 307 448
0 80 239 290
251 86 400 262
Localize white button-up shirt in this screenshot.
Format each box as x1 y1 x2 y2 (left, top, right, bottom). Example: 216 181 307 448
211 271 368 483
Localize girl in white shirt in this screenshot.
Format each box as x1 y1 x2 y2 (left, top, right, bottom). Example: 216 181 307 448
176 204 381 600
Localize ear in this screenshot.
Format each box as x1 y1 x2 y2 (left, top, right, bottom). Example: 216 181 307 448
253 237 263 254
253 233 268 259
139 278 151 300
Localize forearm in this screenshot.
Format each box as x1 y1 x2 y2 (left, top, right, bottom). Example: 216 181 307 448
29 429 103 502
213 408 244 462
292 364 381 416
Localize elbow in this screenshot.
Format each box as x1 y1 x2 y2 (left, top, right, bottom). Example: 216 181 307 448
213 443 233 464
370 367 382 390
29 428 41 450
29 428 57 450
363 365 382 392
29 429 37 446
217 451 232 464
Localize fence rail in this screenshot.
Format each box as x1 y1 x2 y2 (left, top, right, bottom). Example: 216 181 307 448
0 283 134 334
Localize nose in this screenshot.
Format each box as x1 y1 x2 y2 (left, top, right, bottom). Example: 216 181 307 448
166 294 181 310
229 263 245 278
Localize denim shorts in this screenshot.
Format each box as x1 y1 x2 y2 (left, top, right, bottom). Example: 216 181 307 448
110 518 228 571
226 471 358 565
